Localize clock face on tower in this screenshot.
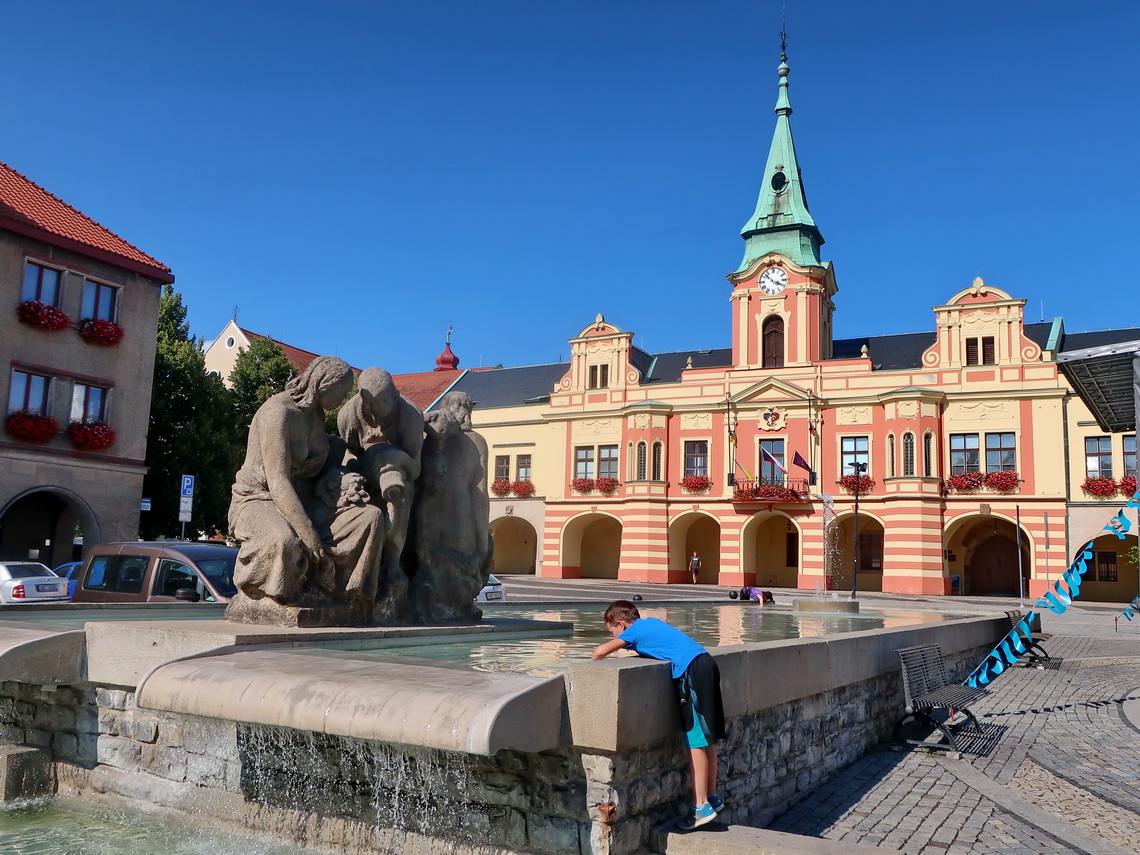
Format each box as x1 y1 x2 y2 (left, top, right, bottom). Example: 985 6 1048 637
758 266 788 295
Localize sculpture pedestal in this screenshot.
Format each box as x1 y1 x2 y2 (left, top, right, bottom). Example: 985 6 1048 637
224 590 376 628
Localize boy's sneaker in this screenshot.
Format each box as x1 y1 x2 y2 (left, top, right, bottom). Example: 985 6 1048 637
678 802 717 830
707 794 725 815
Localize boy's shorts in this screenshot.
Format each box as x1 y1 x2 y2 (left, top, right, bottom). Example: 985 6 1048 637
675 652 725 749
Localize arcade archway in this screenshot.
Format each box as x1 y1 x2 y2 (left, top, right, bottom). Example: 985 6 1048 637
740 512 799 588
830 511 885 593
668 512 721 583
561 513 622 579
0 487 98 567
489 515 538 574
945 515 1031 597
1073 532 1139 603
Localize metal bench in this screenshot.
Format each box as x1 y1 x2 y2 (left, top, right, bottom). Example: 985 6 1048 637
1005 610 1050 663
894 644 987 751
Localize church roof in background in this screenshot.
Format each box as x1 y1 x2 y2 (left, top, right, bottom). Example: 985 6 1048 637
0 160 173 282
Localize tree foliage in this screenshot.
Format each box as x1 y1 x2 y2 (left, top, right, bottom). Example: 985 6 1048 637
229 336 296 436
141 286 242 539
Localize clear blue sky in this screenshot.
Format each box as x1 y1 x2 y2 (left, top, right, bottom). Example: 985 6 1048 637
4 2 1138 374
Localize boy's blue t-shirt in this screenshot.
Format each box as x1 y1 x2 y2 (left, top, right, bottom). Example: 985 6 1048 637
617 617 706 679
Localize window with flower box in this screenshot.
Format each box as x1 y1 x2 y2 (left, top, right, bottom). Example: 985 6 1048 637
8 369 51 415
71 383 107 423
758 439 784 483
950 434 980 475
1124 435 1136 477
1085 436 1112 478
494 455 510 480
574 446 595 479
516 454 532 482
985 432 1016 472
840 436 869 477
598 445 618 480
81 279 118 322
21 261 62 305
684 440 708 478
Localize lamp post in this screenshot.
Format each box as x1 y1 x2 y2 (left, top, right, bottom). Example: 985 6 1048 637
849 461 867 599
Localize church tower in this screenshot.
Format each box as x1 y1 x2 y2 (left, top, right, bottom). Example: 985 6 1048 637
729 41 837 369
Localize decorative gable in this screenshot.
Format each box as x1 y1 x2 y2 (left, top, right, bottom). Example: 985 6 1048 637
921 278 1042 369
556 314 643 393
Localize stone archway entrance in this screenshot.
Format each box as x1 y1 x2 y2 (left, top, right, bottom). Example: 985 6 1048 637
489 516 538 574
561 514 622 579
946 515 1031 597
830 513 885 593
740 513 798 588
0 489 96 567
668 513 721 584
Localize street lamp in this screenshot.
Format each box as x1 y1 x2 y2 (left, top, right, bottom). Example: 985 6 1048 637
849 461 867 599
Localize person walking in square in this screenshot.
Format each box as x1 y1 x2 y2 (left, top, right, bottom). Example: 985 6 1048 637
591 599 726 829
689 551 702 584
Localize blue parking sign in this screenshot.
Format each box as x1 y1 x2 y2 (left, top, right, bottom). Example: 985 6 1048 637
181 475 195 498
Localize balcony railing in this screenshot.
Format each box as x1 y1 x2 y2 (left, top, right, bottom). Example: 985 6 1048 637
733 477 810 502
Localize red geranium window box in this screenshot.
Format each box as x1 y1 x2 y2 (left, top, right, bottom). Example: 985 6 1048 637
570 477 595 494
511 480 536 498
945 472 984 493
1120 474 1138 498
1082 476 1117 498
17 300 71 332
68 421 116 451
77 318 125 346
5 410 59 444
595 477 620 495
491 478 511 497
982 470 1020 493
681 474 712 492
839 474 874 495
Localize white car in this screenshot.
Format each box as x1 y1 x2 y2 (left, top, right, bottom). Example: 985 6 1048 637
475 574 505 603
0 561 70 604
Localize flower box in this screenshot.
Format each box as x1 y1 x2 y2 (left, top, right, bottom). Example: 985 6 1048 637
5 410 59 444
681 474 712 492
1120 474 1138 498
570 477 595 494
491 478 511 497
982 470 1020 493
511 480 536 498
595 477 620 495
68 421 116 451
945 472 984 493
17 300 70 331
77 317 125 346
1082 476 1117 498
839 474 874 495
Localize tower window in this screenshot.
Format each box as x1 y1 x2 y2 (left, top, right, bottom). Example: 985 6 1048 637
965 336 996 366
588 364 610 389
762 316 784 369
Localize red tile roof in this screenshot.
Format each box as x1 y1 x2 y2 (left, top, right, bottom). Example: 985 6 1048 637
240 329 363 377
0 160 173 282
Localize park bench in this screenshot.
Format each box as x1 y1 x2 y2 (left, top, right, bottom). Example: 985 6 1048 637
894 643 988 751
1005 610 1050 664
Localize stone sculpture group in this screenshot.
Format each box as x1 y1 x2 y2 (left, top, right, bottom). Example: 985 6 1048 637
226 356 492 626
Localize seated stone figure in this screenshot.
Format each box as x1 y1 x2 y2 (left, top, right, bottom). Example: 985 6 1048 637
336 367 425 618
227 356 385 626
407 390 492 622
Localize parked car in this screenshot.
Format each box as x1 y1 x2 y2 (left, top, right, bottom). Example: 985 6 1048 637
0 561 70 604
72 542 238 604
475 574 505 603
52 561 84 600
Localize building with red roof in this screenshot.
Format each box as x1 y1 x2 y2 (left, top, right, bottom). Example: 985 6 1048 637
1 160 173 565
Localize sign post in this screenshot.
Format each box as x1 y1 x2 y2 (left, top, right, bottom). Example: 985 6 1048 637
179 475 195 539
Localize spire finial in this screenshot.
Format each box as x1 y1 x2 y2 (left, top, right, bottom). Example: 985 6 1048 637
780 7 787 63
445 323 453 345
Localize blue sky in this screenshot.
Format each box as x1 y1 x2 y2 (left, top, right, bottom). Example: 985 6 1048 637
4 2 1138 374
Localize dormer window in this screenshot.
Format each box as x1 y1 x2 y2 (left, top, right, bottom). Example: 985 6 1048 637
965 336 995 366
588 364 609 389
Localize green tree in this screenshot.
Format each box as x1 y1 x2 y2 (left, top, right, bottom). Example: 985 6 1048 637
141 286 242 539
229 336 296 436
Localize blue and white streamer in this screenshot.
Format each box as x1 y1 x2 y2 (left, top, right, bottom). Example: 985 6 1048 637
964 491 1139 688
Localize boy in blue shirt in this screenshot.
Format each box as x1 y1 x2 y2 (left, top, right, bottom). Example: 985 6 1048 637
591 600 726 829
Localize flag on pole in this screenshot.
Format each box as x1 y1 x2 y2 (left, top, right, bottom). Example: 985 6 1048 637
760 446 788 474
735 459 754 481
808 420 818 437
792 451 812 473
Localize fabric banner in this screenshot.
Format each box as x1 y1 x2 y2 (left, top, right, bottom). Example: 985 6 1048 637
964 489 1139 688
792 450 812 473
761 446 788 474
1122 595 1140 621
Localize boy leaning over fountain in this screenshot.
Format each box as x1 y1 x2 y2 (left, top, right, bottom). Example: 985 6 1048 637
591 600 726 829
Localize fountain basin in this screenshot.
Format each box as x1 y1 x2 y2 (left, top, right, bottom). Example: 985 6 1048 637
793 597 860 614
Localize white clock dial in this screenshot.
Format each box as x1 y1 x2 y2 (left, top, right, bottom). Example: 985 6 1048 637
758 267 788 295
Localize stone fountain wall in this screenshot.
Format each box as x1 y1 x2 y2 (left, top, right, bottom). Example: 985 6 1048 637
0 615 1005 855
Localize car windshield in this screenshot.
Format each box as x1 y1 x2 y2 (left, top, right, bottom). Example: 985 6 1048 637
195 556 238 598
2 564 53 579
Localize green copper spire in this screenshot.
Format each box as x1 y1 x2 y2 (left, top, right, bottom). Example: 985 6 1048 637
735 46 824 272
